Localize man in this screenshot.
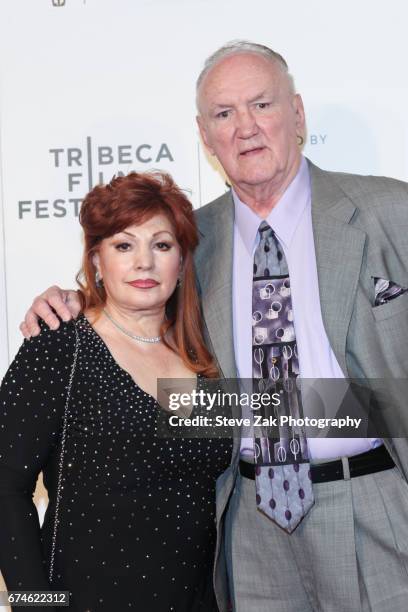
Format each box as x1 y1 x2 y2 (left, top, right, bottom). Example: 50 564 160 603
21 41 408 611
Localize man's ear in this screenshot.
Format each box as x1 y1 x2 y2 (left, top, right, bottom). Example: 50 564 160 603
196 115 215 156
293 94 306 139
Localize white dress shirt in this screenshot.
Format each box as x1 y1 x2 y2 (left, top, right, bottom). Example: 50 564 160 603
232 157 380 460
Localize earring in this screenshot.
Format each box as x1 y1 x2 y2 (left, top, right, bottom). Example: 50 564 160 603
176 277 182 288
95 271 104 288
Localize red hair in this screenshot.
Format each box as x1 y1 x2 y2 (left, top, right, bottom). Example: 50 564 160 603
76 171 218 377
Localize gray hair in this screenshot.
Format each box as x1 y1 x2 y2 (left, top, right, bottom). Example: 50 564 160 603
196 40 295 111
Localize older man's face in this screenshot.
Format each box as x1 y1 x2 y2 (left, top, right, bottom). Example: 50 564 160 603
197 53 305 199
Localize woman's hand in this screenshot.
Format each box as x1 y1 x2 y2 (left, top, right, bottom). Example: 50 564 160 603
20 286 81 338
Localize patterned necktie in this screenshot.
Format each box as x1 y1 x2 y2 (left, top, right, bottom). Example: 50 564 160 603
252 221 314 533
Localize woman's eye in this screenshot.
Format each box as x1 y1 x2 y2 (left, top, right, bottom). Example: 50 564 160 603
155 242 171 251
115 242 131 252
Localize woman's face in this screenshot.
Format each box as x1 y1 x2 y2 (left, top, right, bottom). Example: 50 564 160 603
93 214 182 314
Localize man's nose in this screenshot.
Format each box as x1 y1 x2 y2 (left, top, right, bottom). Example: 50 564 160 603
236 108 258 138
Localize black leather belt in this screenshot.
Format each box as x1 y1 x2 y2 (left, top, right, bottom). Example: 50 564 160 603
239 444 395 484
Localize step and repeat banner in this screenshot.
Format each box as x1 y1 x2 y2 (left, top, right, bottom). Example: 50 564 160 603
2 0 408 376
0 169 7 379
1 0 408 606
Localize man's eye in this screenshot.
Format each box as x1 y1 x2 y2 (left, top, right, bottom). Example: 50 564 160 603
115 242 131 251
256 102 270 109
216 110 230 119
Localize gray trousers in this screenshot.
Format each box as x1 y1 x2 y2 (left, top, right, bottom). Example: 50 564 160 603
225 466 408 612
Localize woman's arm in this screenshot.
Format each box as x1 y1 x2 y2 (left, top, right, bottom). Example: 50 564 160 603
0 321 77 592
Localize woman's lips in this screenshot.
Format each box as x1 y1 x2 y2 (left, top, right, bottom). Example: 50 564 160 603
128 279 159 288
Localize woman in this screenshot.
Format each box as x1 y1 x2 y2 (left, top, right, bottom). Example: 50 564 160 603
0 172 232 611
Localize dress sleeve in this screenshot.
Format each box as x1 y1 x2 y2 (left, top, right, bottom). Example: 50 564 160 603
0 321 77 595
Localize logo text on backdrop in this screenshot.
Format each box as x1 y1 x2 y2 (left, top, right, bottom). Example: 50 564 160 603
18 137 174 220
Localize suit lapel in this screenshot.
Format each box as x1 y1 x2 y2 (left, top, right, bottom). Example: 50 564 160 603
195 193 237 379
197 163 367 379
309 161 367 375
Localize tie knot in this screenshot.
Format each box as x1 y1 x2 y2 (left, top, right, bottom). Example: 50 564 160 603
258 221 274 238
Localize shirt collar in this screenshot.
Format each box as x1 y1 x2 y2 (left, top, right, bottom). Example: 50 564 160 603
232 156 311 253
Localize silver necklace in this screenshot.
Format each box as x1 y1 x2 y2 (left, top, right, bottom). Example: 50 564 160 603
103 309 162 344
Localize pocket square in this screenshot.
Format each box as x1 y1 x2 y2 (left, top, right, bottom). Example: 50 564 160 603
374 277 408 306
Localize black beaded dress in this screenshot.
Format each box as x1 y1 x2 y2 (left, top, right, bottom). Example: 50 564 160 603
0 316 232 611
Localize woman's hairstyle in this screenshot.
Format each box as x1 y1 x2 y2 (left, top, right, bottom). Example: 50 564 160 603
76 171 218 377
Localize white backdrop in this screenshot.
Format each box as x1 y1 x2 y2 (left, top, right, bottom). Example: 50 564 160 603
1 0 408 606
0 155 8 378
1 0 408 375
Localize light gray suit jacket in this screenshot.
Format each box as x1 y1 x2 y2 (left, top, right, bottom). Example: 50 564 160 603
194 159 408 611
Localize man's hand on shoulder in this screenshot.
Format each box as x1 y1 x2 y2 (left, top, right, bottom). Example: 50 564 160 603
20 286 81 339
